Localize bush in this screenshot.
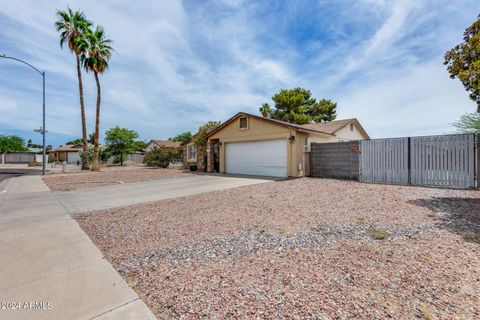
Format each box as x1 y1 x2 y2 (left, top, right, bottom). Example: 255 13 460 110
28 161 41 167
366 227 391 240
144 147 182 168
79 146 111 166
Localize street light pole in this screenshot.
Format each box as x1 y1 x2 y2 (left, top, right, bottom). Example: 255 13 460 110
42 71 46 175
0 54 47 175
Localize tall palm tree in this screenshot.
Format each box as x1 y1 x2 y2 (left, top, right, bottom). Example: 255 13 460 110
55 8 92 170
81 26 113 169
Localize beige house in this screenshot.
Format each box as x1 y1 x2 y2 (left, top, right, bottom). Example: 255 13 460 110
185 112 368 178
145 140 182 152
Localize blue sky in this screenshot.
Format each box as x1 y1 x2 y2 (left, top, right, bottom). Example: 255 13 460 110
0 0 478 147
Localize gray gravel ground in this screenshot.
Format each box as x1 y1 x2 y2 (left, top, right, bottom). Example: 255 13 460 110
74 178 480 319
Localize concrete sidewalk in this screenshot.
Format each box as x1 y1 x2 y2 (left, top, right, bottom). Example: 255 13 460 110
0 175 156 320
55 174 274 213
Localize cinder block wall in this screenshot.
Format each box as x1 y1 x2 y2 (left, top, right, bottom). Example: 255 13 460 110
309 141 360 180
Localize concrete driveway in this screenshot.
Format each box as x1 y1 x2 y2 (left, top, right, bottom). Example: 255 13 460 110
55 174 274 213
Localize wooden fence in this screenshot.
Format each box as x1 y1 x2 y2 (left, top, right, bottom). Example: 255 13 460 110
360 133 477 188
360 138 409 185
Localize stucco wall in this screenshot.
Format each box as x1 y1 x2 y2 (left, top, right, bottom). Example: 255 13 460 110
334 122 367 141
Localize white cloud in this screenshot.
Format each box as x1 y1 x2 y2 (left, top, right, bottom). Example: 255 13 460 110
336 60 476 137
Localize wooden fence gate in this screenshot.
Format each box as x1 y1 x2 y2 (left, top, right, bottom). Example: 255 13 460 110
360 133 477 188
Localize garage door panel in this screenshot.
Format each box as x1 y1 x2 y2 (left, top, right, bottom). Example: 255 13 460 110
226 140 287 177
67 152 81 164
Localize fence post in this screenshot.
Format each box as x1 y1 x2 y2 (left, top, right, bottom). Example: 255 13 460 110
476 133 479 188
407 137 411 185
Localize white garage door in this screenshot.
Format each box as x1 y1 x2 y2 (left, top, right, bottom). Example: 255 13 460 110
226 140 287 177
67 152 81 164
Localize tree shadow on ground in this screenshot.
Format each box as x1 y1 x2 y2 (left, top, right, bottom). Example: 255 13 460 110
409 197 480 244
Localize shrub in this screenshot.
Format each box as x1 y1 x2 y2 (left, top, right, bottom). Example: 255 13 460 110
366 227 391 240
144 147 182 168
79 146 111 167
28 161 41 167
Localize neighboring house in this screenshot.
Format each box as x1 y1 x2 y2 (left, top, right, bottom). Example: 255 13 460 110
48 144 83 164
197 112 369 178
144 140 182 152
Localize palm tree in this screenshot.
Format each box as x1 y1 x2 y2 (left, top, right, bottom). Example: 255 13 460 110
81 26 113 169
259 103 272 117
55 8 92 170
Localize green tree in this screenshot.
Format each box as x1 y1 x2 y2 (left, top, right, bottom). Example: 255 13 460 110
66 138 83 145
82 25 113 170
444 15 480 112
308 99 337 122
104 127 139 165
193 121 221 166
0 135 28 153
55 7 92 169
171 131 192 143
131 140 147 152
453 112 480 133
259 87 337 124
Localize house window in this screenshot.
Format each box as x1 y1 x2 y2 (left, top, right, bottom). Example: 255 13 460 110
239 117 248 129
188 145 197 161
350 123 354 131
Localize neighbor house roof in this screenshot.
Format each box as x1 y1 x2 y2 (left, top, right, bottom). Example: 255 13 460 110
205 112 335 139
48 144 83 153
302 119 370 139
148 140 182 148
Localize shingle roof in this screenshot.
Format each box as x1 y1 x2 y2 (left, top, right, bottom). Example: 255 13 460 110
48 144 84 152
150 140 182 148
205 112 334 138
301 118 356 134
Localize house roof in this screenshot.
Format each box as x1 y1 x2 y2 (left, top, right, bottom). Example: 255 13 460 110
148 140 182 148
48 144 84 153
303 118 370 139
205 112 335 139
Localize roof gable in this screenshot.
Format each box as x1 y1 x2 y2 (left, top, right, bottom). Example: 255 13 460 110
149 140 181 148
205 112 334 138
301 119 369 139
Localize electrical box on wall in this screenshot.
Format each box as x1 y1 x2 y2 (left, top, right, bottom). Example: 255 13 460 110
297 163 303 171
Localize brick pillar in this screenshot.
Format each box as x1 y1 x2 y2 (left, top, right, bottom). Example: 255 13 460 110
182 146 188 169
206 140 214 173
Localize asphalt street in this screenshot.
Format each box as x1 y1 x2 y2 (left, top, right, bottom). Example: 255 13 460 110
0 168 41 184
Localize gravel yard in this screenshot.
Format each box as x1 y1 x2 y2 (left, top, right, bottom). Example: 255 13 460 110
43 166 191 191
74 178 480 319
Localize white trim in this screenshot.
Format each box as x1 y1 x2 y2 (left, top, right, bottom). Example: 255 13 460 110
187 145 197 161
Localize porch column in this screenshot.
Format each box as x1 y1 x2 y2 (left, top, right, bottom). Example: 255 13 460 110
206 140 214 173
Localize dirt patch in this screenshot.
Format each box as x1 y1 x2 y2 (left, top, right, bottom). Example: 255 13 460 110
43 167 191 191
74 178 480 319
